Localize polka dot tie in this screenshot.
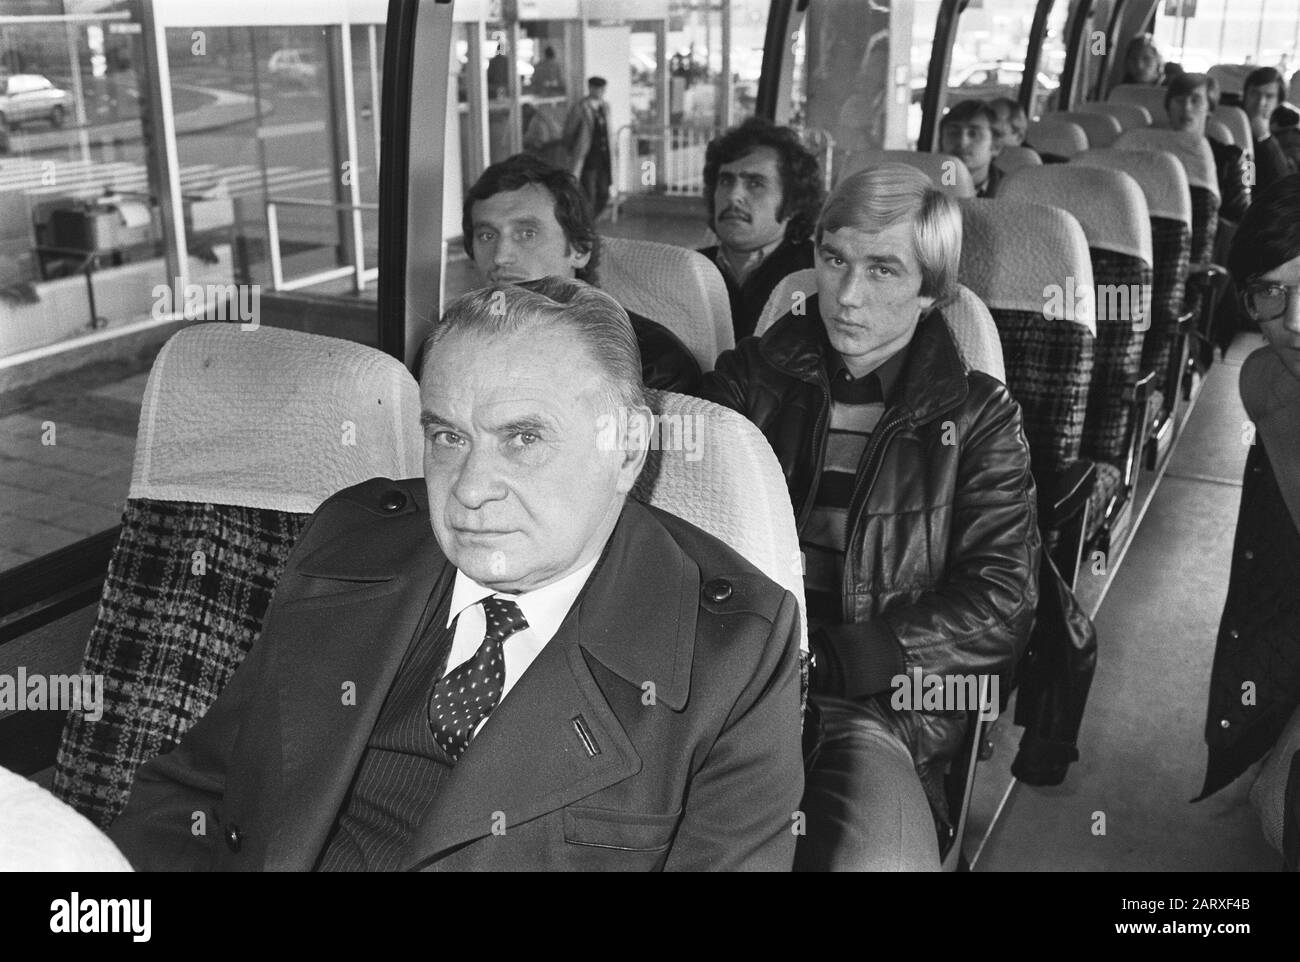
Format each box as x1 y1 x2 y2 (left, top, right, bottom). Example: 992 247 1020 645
427 596 529 762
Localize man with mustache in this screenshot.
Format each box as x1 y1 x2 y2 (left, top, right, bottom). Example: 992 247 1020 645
464 153 700 394
698 118 825 341
939 99 1004 197
107 279 805 871
702 164 1040 870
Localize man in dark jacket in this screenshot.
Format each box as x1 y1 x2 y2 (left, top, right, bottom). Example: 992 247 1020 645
1198 174 1300 869
1241 67 1296 191
464 153 701 395
702 164 1041 870
699 118 824 341
1167 72 1251 222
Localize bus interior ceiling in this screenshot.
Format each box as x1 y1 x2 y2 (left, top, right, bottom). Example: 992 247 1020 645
1 0 1297 873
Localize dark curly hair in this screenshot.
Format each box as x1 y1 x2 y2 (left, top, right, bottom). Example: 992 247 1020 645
702 118 823 244
462 153 601 284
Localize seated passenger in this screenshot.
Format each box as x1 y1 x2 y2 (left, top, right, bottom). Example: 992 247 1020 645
698 118 824 340
1167 72 1251 222
1119 34 1163 87
940 99 1004 196
1273 104 1300 175
108 279 805 871
989 96 1028 148
1241 67 1297 190
464 153 701 394
702 164 1041 871
1197 173 1300 870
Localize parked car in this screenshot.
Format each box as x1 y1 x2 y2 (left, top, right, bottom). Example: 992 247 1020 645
0 74 73 129
267 48 319 85
945 61 1059 110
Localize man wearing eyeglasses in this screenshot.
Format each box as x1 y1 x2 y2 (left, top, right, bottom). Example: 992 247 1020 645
1197 173 1300 870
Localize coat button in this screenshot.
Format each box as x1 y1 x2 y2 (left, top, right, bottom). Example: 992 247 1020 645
703 578 733 603
1243 550 1254 561
225 824 242 852
379 489 407 512
1229 629 1240 640
1219 719 1231 729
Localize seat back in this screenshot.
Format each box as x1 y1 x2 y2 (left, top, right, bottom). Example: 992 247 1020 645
1115 127 1220 265
1108 83 1170 127
1207 63 1253 100
1212 104 1253 157
54 325 423 827
1028 116 1089 158
1000 166 1153 468
753 269 1006 383
994 144 1042 175
1205 116 1236 150
631 390 807 654
839 149 975 198
599 235 735 372
1073 149 1193 393
1051 110 1122 148
1076 100 1152 131
958 198 1096 479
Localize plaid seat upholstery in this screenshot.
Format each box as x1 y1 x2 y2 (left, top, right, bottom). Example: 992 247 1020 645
1189 186 1219 267
1084 248 1151 466
1144 217 1193 391
1085 461 1124 544
53 501 309 827
989 309 1094 476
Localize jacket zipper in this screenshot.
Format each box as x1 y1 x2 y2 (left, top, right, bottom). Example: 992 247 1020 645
840 409 908 623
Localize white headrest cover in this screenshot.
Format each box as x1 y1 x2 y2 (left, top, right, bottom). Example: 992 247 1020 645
1027 116 1089 157
633 390 807 653
1077 100 1152 130
599 235 734 371
1074 148 1191 226
958 199 1096 335
1052 110 1122 148
1114 127 1219 198
0 765 132 871
1108 84 1170 125
131 324 423 513
1001 165 1152 265
839 150 975 198
995 145 1042 173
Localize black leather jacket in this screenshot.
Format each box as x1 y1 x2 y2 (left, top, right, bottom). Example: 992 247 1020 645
702 301 1041 796
629 310 702 395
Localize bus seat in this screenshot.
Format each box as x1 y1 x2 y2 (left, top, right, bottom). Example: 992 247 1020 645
1000 166 1154 548
994 144 1042 175
839 149 975 198
1075 100 1152 132
753 269 1006 383
1205 116 1237 152
1109 83 1170 127
598 235 735 372
958 198 1097 582
1212 104 1254 159
1 763 132 870
630 390 807 657
1207 63 1253 100
1074 149 1193 462
1050 110 1122 148
1027 116 1088 159
52 324 423 828
1291 70 1300 107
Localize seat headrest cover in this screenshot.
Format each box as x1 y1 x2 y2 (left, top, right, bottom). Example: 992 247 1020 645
1076 100 1152 130
632 389 807 653
1052 111 1122 148
1207 63 1251 97
936 284 1006 384
839 149 975 198
958 198 1096 335
1073 148 1192 226
598 235 735 370
1213 104 1252 152
1113 127 1219 198
131 324 423 513
995 145 1042 173
1001 165 1152 264
1108 84 1170 124
1027 116 1089 157
1205 116 1234 148
755 270 1006 382
0 765 132 871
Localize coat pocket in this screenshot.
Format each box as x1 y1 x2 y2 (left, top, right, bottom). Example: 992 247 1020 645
562 806 682 852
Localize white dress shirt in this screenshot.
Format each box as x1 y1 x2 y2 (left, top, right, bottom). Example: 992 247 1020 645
442 558 600 730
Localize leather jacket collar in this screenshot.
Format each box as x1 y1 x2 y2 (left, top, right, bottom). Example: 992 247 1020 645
757 294 970 425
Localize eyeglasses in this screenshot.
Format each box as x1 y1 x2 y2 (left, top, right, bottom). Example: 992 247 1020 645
1241 281 1300 322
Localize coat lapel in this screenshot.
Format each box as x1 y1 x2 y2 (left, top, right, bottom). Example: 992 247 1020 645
262 502 452 871
401 500 699 869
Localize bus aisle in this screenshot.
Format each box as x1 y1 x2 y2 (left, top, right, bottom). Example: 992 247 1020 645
974 331 1282 872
